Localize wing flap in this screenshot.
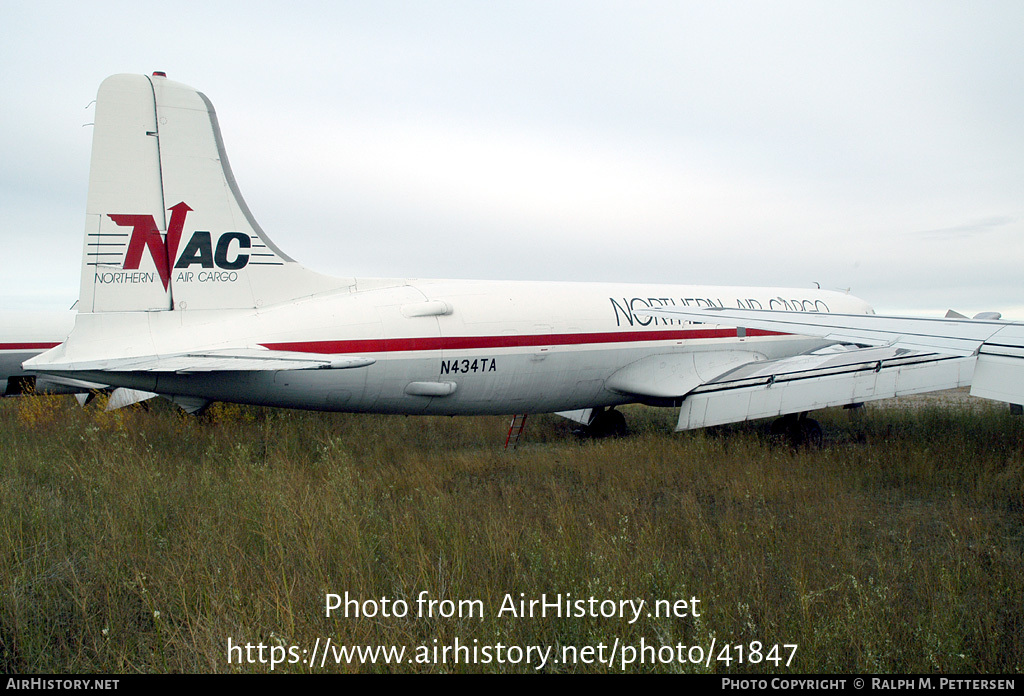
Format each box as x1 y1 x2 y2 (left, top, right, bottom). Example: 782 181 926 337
675 347 974 430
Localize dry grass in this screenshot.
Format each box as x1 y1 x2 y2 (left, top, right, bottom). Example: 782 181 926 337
0 395 1021 673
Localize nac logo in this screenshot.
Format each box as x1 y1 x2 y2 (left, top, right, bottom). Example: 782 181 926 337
107 202 251 289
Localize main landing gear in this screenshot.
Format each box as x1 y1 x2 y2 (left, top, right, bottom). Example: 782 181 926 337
575 407 628 439
769 412 823 448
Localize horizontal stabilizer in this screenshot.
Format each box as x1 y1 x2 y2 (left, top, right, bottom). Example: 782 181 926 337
29 347 375 374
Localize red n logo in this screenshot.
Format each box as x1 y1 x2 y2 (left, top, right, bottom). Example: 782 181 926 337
108 203 192 290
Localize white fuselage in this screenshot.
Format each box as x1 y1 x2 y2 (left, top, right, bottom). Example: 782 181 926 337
49 279 870 415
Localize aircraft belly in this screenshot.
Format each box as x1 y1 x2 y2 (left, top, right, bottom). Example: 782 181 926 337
153 372 288 407
270 367 373 411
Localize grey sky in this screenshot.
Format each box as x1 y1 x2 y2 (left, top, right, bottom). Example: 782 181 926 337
2 1 1022 316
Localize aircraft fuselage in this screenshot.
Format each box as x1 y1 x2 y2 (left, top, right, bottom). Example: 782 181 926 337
51 279 866 414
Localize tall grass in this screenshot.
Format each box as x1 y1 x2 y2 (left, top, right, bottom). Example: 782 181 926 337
0 395 1020 673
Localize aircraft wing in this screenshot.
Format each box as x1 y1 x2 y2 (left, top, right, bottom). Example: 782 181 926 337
26 347 375 374
672 347 973 430
638 307 1009 355
635 306 1024 406
602 341 972 430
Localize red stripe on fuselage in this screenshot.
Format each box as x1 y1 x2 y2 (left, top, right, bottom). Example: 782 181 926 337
0 343 61 351
261 328 785 354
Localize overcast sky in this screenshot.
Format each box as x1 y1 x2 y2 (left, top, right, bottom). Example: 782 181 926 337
2 1 1022 317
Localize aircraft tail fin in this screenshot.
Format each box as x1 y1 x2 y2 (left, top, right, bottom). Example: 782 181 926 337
80 73 345 313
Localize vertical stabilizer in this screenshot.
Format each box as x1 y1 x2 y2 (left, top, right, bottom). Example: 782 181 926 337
80 73 347 313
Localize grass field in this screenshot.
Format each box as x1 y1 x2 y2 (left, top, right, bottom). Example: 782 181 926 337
0 393 1021 673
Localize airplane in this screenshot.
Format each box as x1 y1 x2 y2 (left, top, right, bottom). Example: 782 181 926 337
21 73 975 444
634 305 1024 409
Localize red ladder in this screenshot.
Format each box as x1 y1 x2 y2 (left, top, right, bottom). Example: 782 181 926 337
504 413 529 450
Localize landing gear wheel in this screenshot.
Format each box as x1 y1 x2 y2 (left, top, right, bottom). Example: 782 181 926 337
798 418 823 448
584 408 628 438
770 413 822 448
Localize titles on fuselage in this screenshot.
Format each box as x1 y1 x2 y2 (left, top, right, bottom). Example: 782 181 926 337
610 296 830 327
